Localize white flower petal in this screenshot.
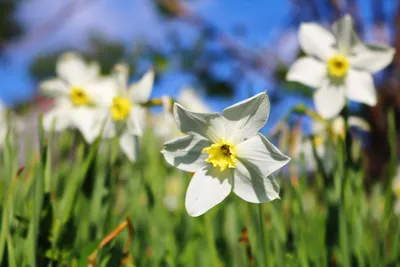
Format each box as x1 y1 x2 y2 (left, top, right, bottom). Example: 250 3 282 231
332 14 359 54
70 107 102 144
222 92 270 144
345 69 376 106
129 69 154 103
161 135 211 172
87 108 115 139
39 78 69 97
348 116 370 132
236 133 290 178
313 81 346 119
233 160 280 203
42 103 72 132
113 63 129 93
85 78 119 106
127 106 146 136
185 165 232 217
119 132 139 162
286 57 326 88
299 23 336 60
177 87 210 113
349 43 395 73
56 52 97 85
173 103 225 142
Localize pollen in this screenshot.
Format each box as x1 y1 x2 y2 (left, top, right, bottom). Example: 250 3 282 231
111 97 131 121
203 139 237 172
70 87 90 106
327 54 349 78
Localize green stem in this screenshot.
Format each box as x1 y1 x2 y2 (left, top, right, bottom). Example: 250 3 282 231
258 204 268 267
341 104 351 203
204 214 220 267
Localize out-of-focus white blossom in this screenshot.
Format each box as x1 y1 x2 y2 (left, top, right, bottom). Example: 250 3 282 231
163 175 184 212
40 52 113 143
152 87 211 143
287 15 395 119
95 65 154 162
295 116 369 172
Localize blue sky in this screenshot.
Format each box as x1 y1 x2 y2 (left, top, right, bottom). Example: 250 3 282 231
0 0 291 105
0 0 395 132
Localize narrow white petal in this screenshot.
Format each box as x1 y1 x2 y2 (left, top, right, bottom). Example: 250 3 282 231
332 14 359 54
129 69 154 103
42 105 72 132
236 134 290 177
119 132 139 162
56 52 97 85
85 78 119 106
299 23 336 60
161 135 211 172
313 81 346 119
127 106 146 136
70 107 102 144
349 43 395 73
222 92 270 144
113 63 129 94
177 87 211 113
39 79 69 97
286 57 326 88
89 108 116 139
185 165 232 217
173 103 225 142
345 69 377 106
348 116 370 132
233 160 280 203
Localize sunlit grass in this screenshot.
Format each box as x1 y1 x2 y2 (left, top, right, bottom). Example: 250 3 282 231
0 111 399 267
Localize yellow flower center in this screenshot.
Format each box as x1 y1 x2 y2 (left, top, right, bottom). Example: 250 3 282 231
111 97 131 121
203 139 236 172
70 87 90 106
327 54 349 78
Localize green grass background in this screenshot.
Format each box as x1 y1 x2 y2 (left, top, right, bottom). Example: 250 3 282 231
0 110 399 267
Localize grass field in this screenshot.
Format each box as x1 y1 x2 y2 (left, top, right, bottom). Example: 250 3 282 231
0 107 399 267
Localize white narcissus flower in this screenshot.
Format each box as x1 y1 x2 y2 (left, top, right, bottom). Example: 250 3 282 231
161 92 290 216
40 52 113 143
98 65 154 162
287 14 395 119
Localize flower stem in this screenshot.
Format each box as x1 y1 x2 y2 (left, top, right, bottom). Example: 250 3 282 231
204 214 220 267
258 204 268 267
342 104 351 202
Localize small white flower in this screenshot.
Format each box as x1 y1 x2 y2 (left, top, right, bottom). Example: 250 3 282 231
287 15 395 119
40 52 113 143
161 92 290 216
98 65 154 162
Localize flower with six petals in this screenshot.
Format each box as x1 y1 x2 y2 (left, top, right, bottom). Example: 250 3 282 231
97 65 155 162
40 52 114 143
287 15 395 119
161 92 290 216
